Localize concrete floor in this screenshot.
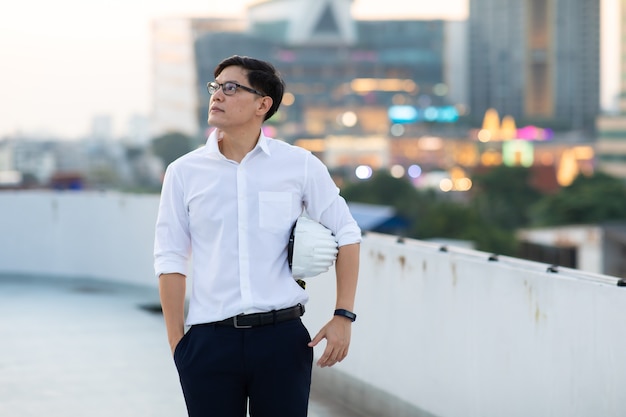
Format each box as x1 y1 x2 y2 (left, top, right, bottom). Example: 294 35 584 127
0 274 366 417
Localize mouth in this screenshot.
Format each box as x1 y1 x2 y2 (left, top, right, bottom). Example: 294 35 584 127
210 106 224 113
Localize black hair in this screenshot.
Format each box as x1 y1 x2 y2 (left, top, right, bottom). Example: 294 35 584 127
214 55 285 121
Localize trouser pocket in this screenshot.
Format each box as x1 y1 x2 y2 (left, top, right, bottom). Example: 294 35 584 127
173 326 194 368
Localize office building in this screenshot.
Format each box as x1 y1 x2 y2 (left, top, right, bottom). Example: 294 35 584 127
151 17 246 138
596 0 626 178
468 0 600 134
151 0 468 141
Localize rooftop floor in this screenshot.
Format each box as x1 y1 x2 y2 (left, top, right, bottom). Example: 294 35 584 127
0 274 365 417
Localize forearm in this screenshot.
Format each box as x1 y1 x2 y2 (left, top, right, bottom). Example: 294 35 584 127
308 242 359 366
158 273 187 349
334 243 360 311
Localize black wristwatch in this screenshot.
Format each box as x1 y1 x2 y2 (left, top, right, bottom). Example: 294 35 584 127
334 309 357 322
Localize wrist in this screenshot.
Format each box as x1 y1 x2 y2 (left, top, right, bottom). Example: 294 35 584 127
334 308 357 322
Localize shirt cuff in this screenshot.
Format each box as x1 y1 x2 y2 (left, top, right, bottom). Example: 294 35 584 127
154 260 188 278
336 223 362 247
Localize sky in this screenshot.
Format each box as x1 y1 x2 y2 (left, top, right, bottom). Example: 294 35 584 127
0 0 617 139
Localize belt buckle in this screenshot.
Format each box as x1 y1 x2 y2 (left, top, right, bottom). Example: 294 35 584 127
233 315 252 329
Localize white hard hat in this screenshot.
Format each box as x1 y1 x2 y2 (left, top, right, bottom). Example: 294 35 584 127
288 216 338 279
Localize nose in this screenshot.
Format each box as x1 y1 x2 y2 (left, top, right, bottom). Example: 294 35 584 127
211 88 225 102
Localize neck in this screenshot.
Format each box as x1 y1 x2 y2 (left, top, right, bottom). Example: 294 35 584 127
217 126 262 163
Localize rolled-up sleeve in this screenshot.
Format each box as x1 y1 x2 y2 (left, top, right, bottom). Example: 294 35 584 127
319 196 361 247
153 165 191 278
302 153 361 247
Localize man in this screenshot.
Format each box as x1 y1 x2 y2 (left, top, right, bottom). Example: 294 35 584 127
154 55 361 417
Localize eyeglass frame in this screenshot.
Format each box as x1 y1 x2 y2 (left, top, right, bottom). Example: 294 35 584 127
206 81 265 97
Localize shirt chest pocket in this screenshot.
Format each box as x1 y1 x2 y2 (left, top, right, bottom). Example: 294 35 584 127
259 191 293 232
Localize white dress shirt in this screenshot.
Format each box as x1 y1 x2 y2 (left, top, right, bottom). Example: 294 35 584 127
154 129 362 326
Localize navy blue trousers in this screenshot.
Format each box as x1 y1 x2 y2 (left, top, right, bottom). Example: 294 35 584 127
174 318 313 417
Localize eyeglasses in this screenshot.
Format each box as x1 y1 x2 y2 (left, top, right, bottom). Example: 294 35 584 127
206 81 264 97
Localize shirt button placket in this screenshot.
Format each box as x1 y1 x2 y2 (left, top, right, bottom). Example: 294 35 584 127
237 164 252 310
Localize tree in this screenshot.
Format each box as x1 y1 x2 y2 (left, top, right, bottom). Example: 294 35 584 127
341 170 429 224
341 171 418 208
409 198 518 255
409 197 475 239
470 165 543 230
530 172 626 226
341 168 529 256
151 132 196 168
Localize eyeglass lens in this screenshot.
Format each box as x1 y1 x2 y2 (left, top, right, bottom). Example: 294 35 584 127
208 82 239 95
222 83 238 94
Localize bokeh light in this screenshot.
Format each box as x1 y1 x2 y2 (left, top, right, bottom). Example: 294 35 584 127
455 178 472 191
439 178 453 192
390 124 405 137
355 165 373 180
390 165 405 178
340 111 358 127
282 92 295 106
407 164 422 178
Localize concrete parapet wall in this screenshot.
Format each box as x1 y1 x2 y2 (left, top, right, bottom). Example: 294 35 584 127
1 191 626 417
0 190 158 286
305 234 626 417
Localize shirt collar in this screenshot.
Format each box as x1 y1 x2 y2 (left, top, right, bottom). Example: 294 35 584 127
205 129 272 157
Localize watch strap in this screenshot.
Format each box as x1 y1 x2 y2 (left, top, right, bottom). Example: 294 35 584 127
334 308 357 322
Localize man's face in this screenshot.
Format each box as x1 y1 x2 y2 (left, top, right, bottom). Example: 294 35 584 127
207 66 265 129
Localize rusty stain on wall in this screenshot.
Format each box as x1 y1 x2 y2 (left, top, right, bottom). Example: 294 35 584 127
51 198 58 222
525 280 547 324
398 255 406 270
369 249 385 264
534 304 547 324
451 262 458 287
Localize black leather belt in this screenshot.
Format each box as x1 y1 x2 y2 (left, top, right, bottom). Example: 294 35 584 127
209 304 305 329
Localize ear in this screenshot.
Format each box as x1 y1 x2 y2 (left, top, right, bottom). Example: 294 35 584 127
256 96 273 117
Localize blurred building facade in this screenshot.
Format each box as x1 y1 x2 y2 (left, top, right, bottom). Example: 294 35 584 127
148 0 602 195
151 18 247 138
596 0 626 178
151 0 468 142
0 136 162 190
517 223 626 278
468 0 601 134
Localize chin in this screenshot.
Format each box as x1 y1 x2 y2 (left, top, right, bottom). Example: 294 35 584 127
208 115 223 126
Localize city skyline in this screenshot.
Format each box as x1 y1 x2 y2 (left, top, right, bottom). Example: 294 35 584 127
0 0 618 139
